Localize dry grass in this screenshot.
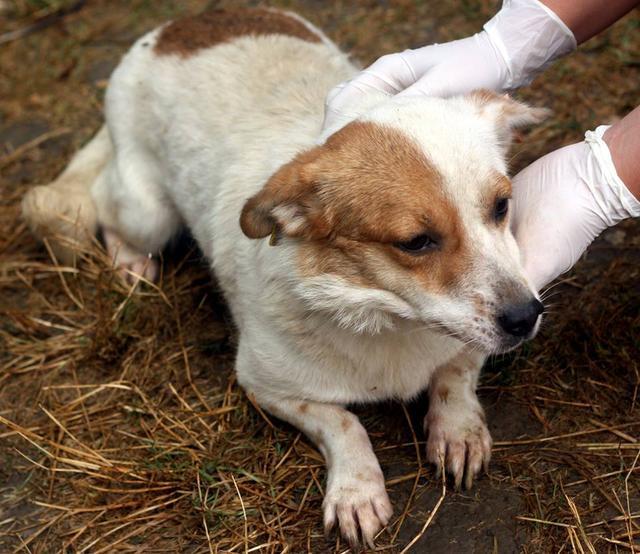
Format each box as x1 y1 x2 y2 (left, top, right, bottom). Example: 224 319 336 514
488 257 640 552
1 1 639 552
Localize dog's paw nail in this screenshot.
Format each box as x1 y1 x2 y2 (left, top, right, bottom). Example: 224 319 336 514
336 505 359 546
323 470 392 547
372 496 393 526
425 405 493 490
357 501 382 547
464 471 474 491
323 503 336 537
454 471 463 491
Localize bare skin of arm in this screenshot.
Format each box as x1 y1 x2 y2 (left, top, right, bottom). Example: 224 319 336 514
543 0 640 44
604 105 640 200
545 0 640 199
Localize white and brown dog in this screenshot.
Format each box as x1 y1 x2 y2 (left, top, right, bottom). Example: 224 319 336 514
22 8 545 546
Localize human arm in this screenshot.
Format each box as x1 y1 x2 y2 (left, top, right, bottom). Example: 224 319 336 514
323 0 639 130
511 105 640 291
603 105 640 200
543 0 639 43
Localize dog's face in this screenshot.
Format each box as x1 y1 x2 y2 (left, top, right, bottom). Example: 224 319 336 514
241 91 546 353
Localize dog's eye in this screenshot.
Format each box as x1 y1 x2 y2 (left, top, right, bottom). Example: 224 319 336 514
395 234 439 254
494 198 509 222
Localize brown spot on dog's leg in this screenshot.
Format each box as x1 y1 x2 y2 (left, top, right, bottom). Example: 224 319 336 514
341 417 352 431
437 386 450 404
297 402 309 414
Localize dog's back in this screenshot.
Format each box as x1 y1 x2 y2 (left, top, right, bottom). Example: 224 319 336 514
23 8 356 272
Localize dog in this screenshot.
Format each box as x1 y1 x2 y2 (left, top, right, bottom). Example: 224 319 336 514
22 8 545 546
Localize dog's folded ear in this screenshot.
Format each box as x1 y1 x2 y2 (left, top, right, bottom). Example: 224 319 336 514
469 89 550 150
240 148 333 241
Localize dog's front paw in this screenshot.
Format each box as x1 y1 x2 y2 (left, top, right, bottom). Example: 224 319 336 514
424 401 492 490
323 465 393 547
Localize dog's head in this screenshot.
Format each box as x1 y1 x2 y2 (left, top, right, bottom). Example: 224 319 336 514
240 91 546 353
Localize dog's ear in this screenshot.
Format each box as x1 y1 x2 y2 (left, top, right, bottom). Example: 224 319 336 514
240 148 333 241
469 89 549 149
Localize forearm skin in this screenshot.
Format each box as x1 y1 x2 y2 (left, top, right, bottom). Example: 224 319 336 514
543 0 640 44
604 105 640 200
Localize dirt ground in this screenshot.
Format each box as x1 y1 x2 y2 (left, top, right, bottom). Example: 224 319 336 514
1 1 639 552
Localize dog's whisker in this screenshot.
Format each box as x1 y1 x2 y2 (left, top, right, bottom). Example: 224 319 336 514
539 275 577 300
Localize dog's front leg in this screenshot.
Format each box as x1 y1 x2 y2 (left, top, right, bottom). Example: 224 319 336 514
250 393 392 547
424 348 492 490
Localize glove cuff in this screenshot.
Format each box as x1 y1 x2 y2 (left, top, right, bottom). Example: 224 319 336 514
584 125 640 226
484 0 577 90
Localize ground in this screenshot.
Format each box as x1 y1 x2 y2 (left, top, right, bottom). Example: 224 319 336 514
1 1 639 552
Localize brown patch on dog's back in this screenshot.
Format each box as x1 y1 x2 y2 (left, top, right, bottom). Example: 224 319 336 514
154 8 321 57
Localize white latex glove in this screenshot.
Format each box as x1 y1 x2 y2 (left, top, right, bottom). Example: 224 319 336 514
323 0 576 131
511 125 640 291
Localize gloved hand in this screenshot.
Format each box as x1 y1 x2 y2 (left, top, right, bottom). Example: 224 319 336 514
511 125 640 291
323 0 576 131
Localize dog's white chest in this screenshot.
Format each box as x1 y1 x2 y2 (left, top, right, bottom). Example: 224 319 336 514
236 306 463 404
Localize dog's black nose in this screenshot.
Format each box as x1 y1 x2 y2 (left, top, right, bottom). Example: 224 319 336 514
497 299 544 337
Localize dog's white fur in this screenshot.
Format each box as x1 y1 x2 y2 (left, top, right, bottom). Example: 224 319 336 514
21 9 544 546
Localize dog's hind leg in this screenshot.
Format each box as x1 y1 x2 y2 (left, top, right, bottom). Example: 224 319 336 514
22 126 110 265
248 392 393 547
91 145 181 284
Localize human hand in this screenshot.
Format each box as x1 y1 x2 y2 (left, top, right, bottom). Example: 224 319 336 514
511 125 640 291
323 0 575 132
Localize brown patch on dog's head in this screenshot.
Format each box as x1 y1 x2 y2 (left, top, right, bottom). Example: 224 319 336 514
490 173 512 200
481 171 513 226
241 121 471 293
240 147 331 241
154 8 321 57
